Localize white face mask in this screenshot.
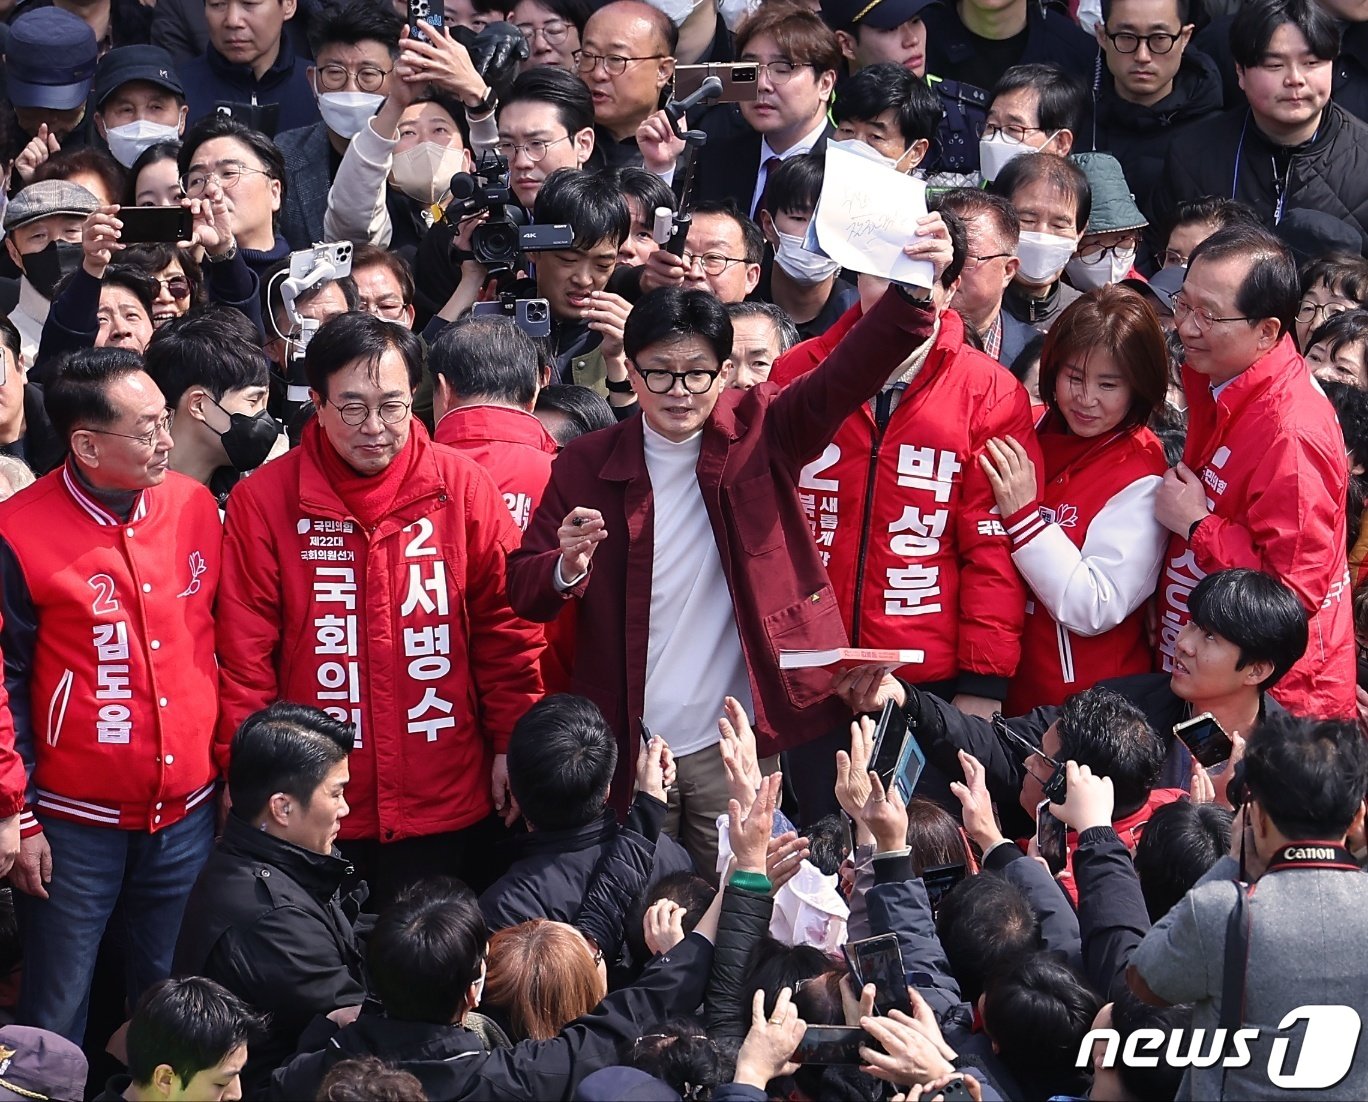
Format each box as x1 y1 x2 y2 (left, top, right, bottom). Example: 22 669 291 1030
1017 230 1078 285
774 229 840 285
647 0 698 26
827 136 908 173
316 90 384 140
978 129 1056 183
391 142 468 205
104 119 182 169
1065 246 1136 291
718 0 759 30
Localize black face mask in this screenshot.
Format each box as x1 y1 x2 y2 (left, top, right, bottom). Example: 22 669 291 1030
22 240 83 300
213 400 280 472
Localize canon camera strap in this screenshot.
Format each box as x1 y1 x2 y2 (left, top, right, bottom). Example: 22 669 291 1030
1220 842 1358 1038
1263 842 1359 874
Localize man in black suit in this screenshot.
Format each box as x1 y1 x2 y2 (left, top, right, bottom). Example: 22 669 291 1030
576 0 677 168
687 3 840 216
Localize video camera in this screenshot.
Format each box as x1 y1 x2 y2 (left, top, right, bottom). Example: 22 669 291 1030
446 152 573 271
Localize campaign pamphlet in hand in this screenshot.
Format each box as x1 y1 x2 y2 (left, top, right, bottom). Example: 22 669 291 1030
810 141 933 289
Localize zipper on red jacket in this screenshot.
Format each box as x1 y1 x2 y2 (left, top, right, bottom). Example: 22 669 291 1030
848 390 895 645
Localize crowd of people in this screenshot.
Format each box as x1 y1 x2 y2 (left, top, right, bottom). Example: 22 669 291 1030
0 0 1359 1096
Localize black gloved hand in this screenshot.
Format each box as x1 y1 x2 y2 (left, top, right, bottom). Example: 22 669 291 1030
470 20 529 98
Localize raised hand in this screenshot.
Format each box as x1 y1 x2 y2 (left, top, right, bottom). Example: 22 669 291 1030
557 508 606 581
949 749 1003 852
977 436 1039 517
729 772 782 874
835 715 875 820
636 108 686 176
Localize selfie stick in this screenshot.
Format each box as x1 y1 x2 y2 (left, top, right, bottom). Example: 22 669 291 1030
280 245 354 374
663 75 724 257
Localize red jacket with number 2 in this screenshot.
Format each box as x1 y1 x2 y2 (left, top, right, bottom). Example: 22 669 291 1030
1155 336 1354 719
506 290 937 805
216 421 544 844
772 307 1037 694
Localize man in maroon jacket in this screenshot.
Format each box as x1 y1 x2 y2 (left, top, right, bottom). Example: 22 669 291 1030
508 214 952 870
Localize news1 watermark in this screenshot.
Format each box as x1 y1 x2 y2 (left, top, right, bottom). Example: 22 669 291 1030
1078 1006 1363 1090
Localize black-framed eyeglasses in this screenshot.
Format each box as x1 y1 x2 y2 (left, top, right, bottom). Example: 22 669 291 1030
494 135 571 163
573 49 666 76
994 715 1067 803
1076 238 1139 263
327 399 412 425
85 409 174 449
1296 299 1350 325
181 160 271 196
316 62 392 92
636 368 720 394
1172 294 1255 333
979 122 1046 143
1102 29 1182 55
682 250 745 276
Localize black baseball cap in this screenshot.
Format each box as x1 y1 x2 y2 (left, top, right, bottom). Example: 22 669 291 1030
93 45 184 110
820 0 939 32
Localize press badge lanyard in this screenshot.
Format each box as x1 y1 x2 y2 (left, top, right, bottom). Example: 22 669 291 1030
1231 111 1318 225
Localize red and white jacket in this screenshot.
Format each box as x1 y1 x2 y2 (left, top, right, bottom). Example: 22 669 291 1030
772 308 1037 692
216 422 544 843
0 464 221 837
1003 417 1167 712
1156 336 1354 718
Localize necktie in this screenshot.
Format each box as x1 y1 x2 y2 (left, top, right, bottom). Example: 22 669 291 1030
753 155 783 219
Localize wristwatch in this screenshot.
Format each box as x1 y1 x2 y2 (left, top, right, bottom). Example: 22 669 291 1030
203 240 238 264
604 375 634 394
1188 515 1206 540
466 86 497 116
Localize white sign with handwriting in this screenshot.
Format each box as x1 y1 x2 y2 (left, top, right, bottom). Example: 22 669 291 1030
812 142 933 289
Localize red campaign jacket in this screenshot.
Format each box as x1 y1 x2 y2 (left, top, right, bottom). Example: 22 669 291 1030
433 405 559 531
507 289 937 806
772 308 1037 692
1003 420 1168 713
0 465 221 836
216 421 544 843
1156 336 1355 718
433 404 574 694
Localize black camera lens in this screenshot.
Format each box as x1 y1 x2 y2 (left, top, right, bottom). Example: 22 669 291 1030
472 221 519 268
525 301 548 322
1228 759 1250 812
